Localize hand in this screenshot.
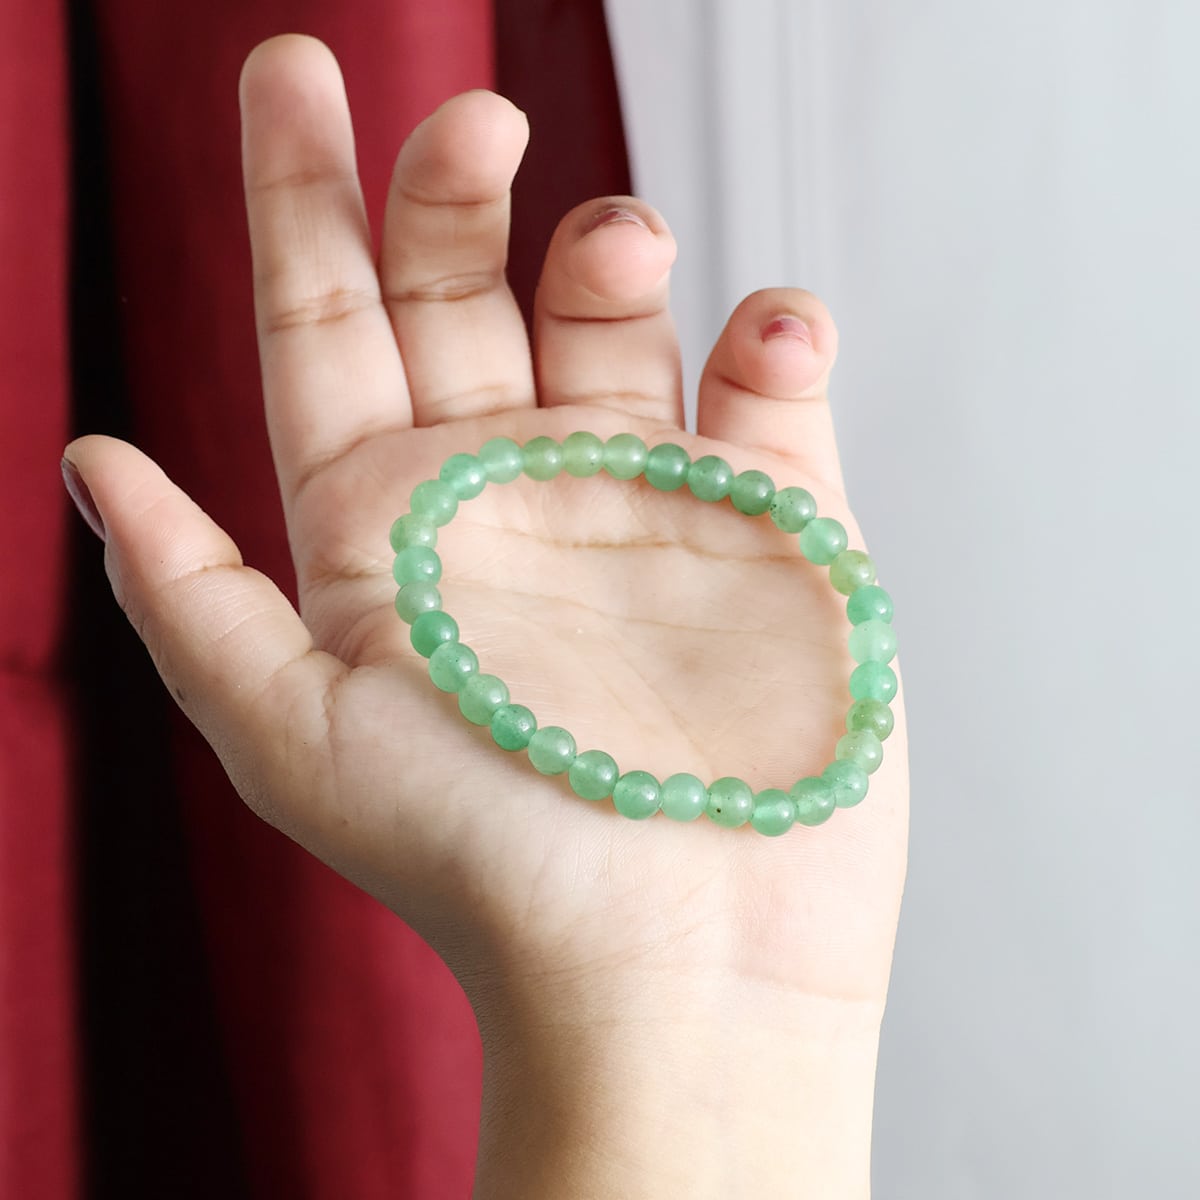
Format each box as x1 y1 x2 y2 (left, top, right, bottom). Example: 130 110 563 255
64 35 907 1197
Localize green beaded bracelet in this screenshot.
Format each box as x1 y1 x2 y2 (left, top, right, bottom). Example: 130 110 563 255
391 433 896 836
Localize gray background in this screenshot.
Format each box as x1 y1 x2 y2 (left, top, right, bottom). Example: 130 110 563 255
607 2 1200 1195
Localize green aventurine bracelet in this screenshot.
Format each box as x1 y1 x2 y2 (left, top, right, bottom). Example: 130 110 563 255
390 432 897 837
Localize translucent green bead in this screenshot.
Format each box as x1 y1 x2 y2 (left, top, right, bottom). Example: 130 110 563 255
790 777 836 826
389 513 437 553
410 479 459 526
528 726 576 774
394 581 442 623
562 431 604 477
428 641 478 693
612 770 661 819
706 776 753 828
848 619 897 664
823 760 869 808
769 486 816 532
849 661 898 703
659 772 707 822
459 673 510 725
439 453 486 500
568 750 619 801
644 442 690 491
603 433 648 480
799 517 848 565
836 730 884 774
491 703 537 751
479 436 524 483
847 698 894 741
410 610 459 658
847 585 893 625
730 469 775 515
392 545 442 586
829 549 876 596
687 455 733 502
751 788 796 836
522 436 563 481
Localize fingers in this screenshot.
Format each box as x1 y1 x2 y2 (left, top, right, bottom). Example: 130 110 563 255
696 289 843 492
240 35 410 507
380 91 535 426
534 198 682 424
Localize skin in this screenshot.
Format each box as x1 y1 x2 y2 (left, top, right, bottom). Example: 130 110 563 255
63 35 908 1198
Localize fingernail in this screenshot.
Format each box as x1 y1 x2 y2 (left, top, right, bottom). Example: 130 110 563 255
61 457 106 542
761 314 812 345
583 205 650 235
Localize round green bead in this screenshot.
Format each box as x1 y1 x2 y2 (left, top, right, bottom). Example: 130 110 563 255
706 776 753 828
394 581 442 624
410 610 459 658
568 750 620 801
459 673 510 725
603 433 648 480
687 455 733 502
479 436 524 483
562 431 605 477
659 772 707 822
392 545 442 586
410 479 459 527
528 726 576 775
389 513 437 553
847 698 894 741
730 469 775 516
522 436 563 481
823 760 869 808
847 585 893 625
769 486 816 532
829 549 876 596
491 703 537 751
644 442 690 491
751 788 796 836
836 729 884 775
790 777 836 827
848 619 897 665
849 661 898 704
798 517 848 566
439 453 486 500
428 641 478 693
612 770 661 820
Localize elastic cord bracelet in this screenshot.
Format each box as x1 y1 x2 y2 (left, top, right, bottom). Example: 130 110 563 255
390 432 896 836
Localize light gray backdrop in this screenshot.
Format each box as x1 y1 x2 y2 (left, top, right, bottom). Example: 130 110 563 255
606 2 1200 1195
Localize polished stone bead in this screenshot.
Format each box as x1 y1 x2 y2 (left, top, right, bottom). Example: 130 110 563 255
603 433 648 480
612 770 661 819
439 453 487 500
410 610 459 658
848 619 897 664
428 641 478 692
410 479 459 526
644 442 691 491
389 513 437 553
394 581 442 624
491 703 537 751
479 436 524 483
659 772 708 822
789 777 836 826
847 698 894 741
836 729 884 774
522 436 564 481
568 750 620 801
823 760 869 808
730 469 776 516
849 661 898 704
392 545 442 586
706 775 753 827
829 549 876 596
751 788 796 836
528 726 576 774
562 431 605 477
846 584 893 626
769 486 816 532
799 517 848 565
687 455 733 502
459 673 510 725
